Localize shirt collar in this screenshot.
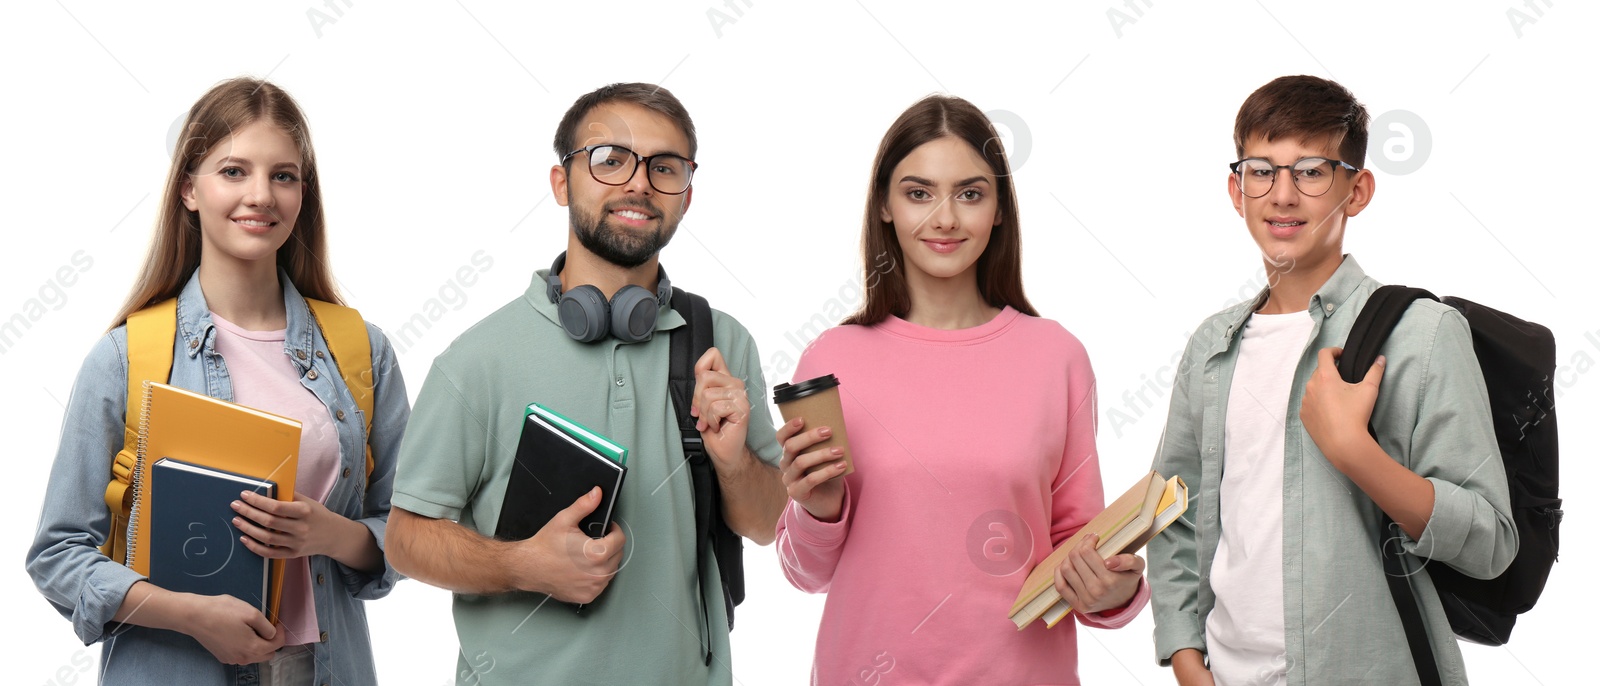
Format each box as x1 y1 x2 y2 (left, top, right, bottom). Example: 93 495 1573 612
1212 254 1368 351
175 267 317 363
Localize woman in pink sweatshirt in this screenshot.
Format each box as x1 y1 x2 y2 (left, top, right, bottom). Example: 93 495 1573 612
773 95 1150 685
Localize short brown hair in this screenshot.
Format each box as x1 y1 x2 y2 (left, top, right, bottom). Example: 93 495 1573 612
1234 75 1369 168
552 83 697 163
842 95 1037 327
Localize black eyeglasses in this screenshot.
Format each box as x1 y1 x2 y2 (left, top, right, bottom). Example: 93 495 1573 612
561 144 697 195
1229 157 1360 198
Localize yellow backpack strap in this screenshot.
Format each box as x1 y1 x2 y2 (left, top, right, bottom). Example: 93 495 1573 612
101 299 177 562
304 299 376 485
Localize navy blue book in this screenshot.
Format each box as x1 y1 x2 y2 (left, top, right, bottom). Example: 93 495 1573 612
149 458 276 613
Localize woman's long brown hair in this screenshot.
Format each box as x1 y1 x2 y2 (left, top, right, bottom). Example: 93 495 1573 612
842 94 1036 326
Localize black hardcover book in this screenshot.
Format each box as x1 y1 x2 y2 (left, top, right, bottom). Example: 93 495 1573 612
149 458 276 613
495 413 627 542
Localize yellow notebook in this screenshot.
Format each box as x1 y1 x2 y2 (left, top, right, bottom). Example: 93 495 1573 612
1009 471 1188 629
125 381 301 621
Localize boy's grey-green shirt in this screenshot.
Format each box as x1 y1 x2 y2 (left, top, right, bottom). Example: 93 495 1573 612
1148 256 1518 685
393 270 781 686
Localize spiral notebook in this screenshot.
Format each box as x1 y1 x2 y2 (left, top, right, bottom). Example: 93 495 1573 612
125 381 300 621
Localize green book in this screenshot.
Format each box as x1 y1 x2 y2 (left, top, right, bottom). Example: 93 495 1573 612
525 403 628 466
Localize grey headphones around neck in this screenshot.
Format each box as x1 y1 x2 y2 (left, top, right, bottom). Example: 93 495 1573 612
545 251 672 343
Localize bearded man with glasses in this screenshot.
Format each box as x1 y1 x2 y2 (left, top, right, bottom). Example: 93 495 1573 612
387 83 786 686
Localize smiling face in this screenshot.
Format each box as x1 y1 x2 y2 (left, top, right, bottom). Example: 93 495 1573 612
879 136 1001 288
553 102 694 269
1229 134 1372 277
181 119 304 269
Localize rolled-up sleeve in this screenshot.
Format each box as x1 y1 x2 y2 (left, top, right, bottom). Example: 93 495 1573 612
25 331 147 645
1398 309 1518 579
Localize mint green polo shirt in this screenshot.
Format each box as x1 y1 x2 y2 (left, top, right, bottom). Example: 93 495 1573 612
393 269 781 686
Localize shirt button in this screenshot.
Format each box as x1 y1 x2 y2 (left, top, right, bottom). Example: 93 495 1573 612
336 409 346 421
342 467 351 479
316 350 325 359
320 630 329 643
296 350 308 360
615 377 625 386
188 338 199 349
307 369 319 380
317 573 325 585
1325 303 1335 313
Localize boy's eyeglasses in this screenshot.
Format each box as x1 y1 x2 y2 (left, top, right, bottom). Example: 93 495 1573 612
1230 157 1360 198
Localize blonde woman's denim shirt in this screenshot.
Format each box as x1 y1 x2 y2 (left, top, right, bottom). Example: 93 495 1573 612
1147 256 1518 686
26 270 410 686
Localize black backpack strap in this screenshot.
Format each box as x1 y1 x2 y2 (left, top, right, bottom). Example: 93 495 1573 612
668 287 742 666
1338 285 1444 686
1335 285 1436 384
667 287 708 451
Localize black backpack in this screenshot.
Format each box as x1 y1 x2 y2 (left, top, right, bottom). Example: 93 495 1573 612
1337 285 1562 686
665 287 745 667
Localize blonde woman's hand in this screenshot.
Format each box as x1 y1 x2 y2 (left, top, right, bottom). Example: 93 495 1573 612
183 593 285 665
233 491 350 560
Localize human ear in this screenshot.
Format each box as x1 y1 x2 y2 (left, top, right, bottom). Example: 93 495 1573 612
181 178 198 212
1342 169 1376 218
1227 173 1245 219
551 165 570 207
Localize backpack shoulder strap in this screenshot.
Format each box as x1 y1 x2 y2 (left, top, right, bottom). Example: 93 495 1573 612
101 298 177 562
304 299 375 483
122 299 179 448
667 288 713 436
1339 284 1445 686
667 287 733 663
1336 285 1438 383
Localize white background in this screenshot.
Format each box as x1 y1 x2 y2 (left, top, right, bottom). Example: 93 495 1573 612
3 1 1594 684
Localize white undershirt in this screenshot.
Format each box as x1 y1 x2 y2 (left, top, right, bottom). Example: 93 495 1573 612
1206 310 1314 686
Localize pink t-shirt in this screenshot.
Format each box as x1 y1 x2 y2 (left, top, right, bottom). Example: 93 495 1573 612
210 312 341 647
774 307 1150 686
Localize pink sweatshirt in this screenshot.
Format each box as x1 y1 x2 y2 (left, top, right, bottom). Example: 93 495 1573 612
775 307 1150 686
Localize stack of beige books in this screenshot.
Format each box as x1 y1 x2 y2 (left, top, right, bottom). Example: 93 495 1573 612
1010 470 1187 629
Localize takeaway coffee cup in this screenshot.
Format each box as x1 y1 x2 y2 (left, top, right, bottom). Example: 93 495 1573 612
772 374 854 476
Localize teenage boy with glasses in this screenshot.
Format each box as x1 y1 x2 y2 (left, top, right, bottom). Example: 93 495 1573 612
1147 75 1517 686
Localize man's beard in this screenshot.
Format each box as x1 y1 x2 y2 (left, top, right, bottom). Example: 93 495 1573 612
571 200 679 269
